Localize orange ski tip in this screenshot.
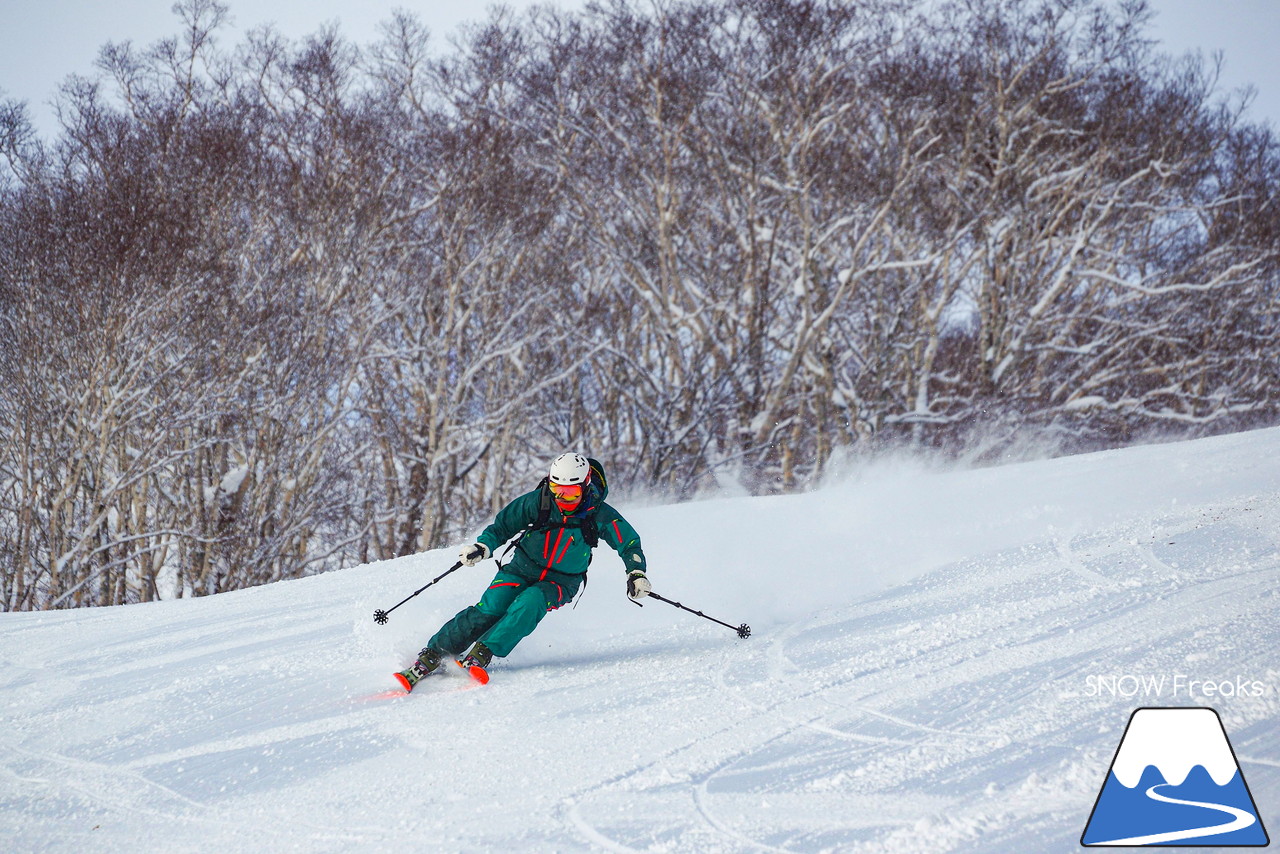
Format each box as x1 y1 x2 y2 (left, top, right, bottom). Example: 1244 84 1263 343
393 672 413 693
454 658 489 684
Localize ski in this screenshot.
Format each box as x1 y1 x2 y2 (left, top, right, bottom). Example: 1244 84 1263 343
393 666 428 693
393 659 488 692
456 658 490 685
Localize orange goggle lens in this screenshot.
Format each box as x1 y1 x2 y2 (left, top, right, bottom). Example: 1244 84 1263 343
549 482 583 501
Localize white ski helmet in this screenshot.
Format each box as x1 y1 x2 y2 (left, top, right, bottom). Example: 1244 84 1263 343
548 452 591 486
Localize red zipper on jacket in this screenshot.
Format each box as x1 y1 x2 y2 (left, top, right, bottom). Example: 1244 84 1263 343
555 535 574 565
541 528 566 580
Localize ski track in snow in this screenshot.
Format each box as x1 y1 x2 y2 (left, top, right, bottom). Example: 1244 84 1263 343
2 429 1280 852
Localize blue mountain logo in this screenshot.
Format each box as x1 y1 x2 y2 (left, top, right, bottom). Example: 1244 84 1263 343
1082 707 1269 847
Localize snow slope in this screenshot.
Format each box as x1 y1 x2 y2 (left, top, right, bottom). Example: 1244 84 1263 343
2 428 1279 853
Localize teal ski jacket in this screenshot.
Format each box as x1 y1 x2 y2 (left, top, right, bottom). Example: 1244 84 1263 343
475 483 646 582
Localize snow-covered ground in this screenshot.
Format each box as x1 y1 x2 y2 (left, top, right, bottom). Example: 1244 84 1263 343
3 428 1278 853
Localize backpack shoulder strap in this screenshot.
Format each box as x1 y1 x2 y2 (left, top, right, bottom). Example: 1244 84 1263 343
534 477 553 529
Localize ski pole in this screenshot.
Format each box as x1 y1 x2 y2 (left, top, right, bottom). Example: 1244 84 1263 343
639 591 751 639
373 561 464 625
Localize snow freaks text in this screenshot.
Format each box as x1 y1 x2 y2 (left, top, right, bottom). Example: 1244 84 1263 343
1084 674 1271 699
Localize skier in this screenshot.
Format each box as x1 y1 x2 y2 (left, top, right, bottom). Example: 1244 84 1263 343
396 452 650 689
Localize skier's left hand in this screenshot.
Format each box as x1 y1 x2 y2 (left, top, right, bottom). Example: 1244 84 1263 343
627 570 652 600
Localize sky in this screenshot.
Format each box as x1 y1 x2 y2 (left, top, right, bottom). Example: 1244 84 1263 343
0 0 562 139
0 0 1278 140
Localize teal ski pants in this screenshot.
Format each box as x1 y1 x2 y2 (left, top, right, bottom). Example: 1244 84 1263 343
428 569 583 658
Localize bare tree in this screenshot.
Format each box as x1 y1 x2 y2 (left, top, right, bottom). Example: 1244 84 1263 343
2 0 1277 609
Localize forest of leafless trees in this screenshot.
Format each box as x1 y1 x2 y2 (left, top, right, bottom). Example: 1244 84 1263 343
2 0 1277 609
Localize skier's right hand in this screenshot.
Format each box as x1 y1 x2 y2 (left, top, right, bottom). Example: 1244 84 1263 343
459 542 491 566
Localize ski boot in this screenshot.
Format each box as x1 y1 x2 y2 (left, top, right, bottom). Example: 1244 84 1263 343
457 642 493 685
394 647 443 692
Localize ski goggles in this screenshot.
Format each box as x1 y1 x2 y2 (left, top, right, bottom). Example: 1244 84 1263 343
548 482 584 502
